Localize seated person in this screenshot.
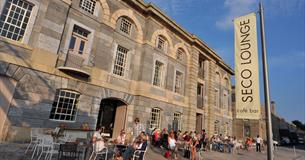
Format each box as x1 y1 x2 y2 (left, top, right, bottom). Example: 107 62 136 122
122 132 147 160
115 130 127 145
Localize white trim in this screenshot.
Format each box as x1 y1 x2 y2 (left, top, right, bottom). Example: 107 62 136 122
49 89 80 122
150 107 161 129
110 42 132 80
173 68 184 95
0 0 39 44
151 53 168 87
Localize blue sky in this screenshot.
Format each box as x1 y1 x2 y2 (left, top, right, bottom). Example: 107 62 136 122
145 0 305 123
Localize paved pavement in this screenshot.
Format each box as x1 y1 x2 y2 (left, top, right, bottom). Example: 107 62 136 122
0 142 305 160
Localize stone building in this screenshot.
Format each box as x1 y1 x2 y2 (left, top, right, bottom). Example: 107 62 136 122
0 0 233 141
232 86 268 140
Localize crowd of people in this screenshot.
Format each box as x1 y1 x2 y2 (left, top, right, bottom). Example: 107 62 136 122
92 117 265 160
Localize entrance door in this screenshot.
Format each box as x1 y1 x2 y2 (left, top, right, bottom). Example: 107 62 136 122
196 113 203 133
96 99 127 138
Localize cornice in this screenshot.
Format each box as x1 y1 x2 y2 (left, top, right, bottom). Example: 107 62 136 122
122 0 234 75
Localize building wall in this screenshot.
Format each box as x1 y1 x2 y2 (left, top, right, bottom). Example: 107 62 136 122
0 0 233 141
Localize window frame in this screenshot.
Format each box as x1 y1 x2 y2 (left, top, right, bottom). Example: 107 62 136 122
119 17 132 36
79 0 97 15
150 107 161 130
152 60 165 87
0 0 38 44
49 89 80 122
63 20 95 65
112 44 129 77
174 70 184 94
176 48 184 61
68 25 90 55
156 35 168 53
173 112 182 131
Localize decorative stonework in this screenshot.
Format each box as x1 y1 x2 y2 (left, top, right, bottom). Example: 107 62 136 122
150 29 174 54
110 9 143 43
98 0 110 23
173 43 190 61
100 88 134 105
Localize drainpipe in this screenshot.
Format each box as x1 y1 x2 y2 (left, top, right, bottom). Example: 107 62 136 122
55 1 72 67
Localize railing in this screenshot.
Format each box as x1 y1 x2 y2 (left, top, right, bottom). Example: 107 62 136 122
57 50 92 77
64 50 85 69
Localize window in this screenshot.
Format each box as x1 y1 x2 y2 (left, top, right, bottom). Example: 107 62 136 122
198 56 205 78
68 25 90 55
79 0 96 14
153 60 164 87
156 36 167 52
174 71 183 94
173 112 181 131
214 120 219 134
49 89 80 121
150 108 161 129
0 0 33 41
176 48 184 61
113 45 128 76
197 83 205 108
223 90 229 109
214 89 220 107
119 17 132 35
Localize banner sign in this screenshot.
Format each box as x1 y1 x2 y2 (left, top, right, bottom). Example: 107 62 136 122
234 13 261 119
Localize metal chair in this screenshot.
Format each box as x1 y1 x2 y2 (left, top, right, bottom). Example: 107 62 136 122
132 144 148 160
58 143 81 160
25 128 40 154
89 147 108 160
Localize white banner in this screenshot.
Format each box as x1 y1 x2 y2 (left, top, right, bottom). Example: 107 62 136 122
234 13 261 119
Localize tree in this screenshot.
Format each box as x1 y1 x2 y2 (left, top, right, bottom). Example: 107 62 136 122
292 120 305 131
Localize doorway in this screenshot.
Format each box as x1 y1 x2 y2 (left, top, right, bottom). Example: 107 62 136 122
96 98 127 138
196 113 203 133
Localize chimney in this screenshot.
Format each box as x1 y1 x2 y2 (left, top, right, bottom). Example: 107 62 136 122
271 101 276 115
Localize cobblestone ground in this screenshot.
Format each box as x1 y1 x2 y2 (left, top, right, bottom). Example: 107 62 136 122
1 142 304 160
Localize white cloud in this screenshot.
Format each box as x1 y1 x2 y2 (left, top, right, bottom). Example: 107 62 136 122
215 0 258 30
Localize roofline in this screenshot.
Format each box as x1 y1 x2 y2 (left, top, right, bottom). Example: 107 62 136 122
123 0 234 75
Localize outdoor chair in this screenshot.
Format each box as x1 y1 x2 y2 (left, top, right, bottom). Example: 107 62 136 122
25 128 40 154
89 147 108 160
58 143 81 160
39 135 59 160
132 142 148 160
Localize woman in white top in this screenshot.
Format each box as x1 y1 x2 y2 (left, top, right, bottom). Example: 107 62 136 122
168 131 178 160
92 126 105 152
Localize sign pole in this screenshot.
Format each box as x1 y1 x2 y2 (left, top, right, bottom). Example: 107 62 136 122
259 2 273 160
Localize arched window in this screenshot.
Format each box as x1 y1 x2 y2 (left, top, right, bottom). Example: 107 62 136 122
156 35 168 53
49 89 80 121
117 16 133 35
150 108 161 129
176 48 185 61
79 0 97 14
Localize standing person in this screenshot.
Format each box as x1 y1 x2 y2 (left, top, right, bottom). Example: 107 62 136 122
132 118 144 141
92 126 106 152
200 129 207 150
168 131 178 160
256 135 262 152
